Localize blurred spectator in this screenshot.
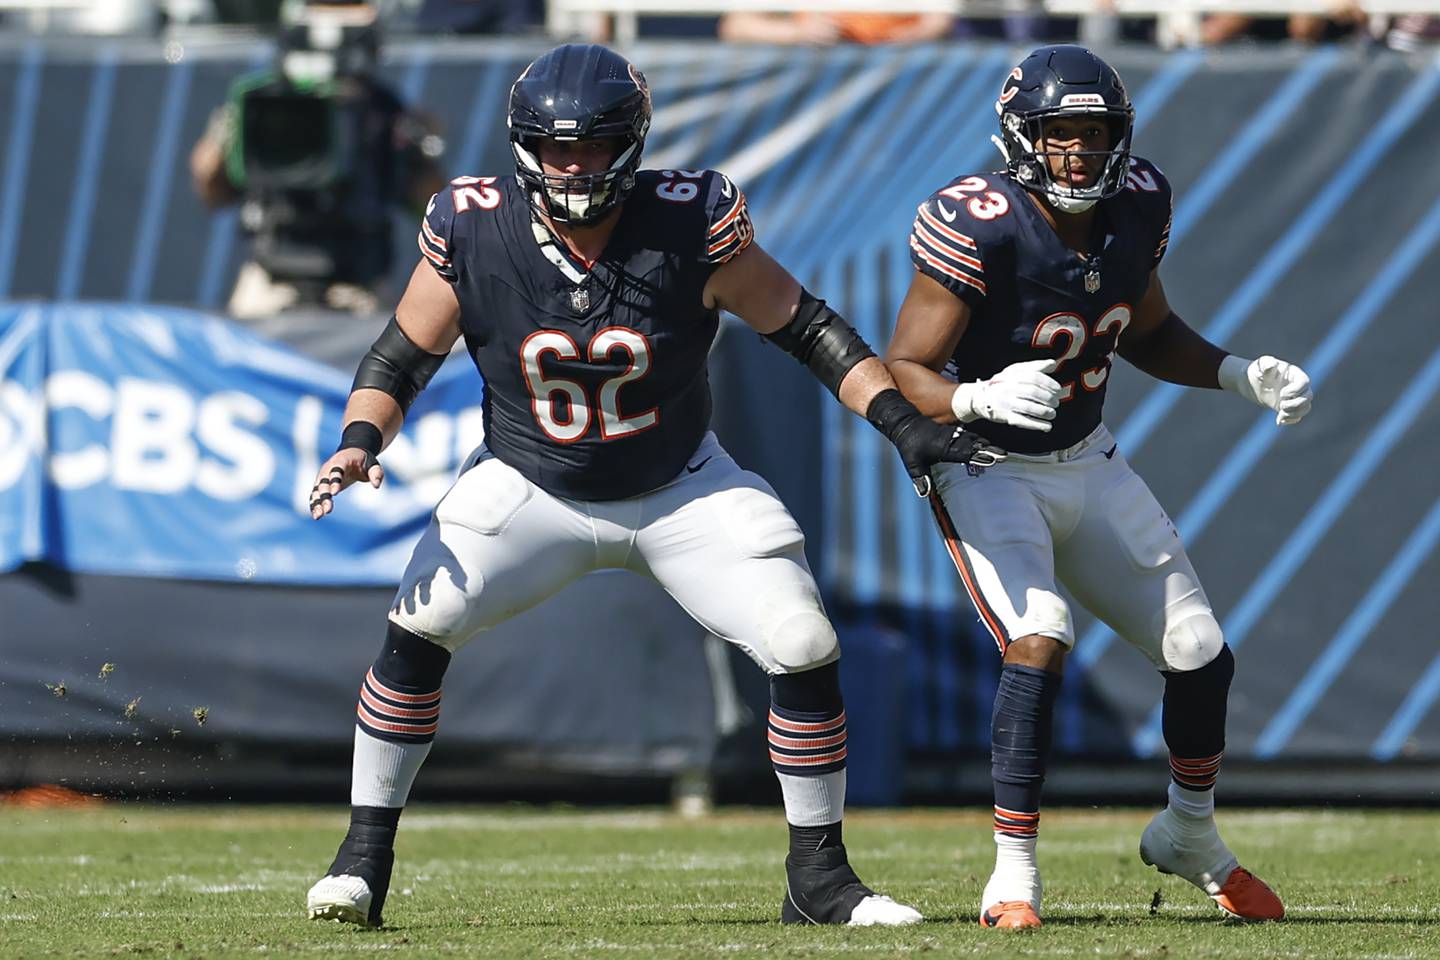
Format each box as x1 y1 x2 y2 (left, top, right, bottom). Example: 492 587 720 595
190 0 446 318
1 0 158 34
1202 3 1365 44
718 12 954 45
411 0 543 34
953 0 1075 43
1384 15 1440 51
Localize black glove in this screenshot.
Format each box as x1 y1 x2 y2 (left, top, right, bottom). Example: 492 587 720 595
865 389 1006 497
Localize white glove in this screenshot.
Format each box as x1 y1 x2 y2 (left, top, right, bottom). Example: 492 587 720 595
1218 354 1313 426
951 358 1063 432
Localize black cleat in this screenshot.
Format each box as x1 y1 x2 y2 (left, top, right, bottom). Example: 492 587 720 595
780 844 922 926
306 839 395 928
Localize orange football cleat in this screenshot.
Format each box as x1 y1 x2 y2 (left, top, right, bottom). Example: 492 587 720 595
979 900 1042 929
1211 866 1284 921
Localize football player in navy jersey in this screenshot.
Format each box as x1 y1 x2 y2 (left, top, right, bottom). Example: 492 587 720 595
301 43 1002 930
885 45 1313 928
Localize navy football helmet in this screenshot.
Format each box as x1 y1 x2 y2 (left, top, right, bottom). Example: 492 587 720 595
508 44 652 226
992 45 1133 213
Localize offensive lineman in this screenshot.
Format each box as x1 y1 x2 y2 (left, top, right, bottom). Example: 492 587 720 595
885 45 1313 928
303 44 1001 929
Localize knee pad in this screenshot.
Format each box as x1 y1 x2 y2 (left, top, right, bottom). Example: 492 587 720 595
768 608 839 672
1161 610 1225 673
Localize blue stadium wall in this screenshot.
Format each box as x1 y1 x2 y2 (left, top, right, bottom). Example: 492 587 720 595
1 37 1438 800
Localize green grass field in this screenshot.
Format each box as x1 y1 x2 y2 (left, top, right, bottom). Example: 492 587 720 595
2 805 1437 959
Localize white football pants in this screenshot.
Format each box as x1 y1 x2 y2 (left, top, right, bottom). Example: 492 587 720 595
389 432 839 675
930 424 1223 672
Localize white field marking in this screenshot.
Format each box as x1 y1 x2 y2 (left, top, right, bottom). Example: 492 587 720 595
406 851 773 878
190 882 268 893
0 914 38 921
69 870 310 897
399 811 672 831
1049 898 1440 919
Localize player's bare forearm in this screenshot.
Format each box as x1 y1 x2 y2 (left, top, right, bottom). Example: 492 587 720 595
835 357 904 420
886 359 960 423
343 389 405 448
1118 311 1228 389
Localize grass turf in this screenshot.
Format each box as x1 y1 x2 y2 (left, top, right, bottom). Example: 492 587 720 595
1 806 1436 959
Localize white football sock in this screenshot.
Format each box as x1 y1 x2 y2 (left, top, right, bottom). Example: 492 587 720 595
776 769 845 827
1167 781 1216 821
985 833 1041 908
350 726 431 809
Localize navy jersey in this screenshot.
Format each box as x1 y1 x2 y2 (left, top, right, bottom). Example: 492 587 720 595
418 168 754 500
909 157 1172 455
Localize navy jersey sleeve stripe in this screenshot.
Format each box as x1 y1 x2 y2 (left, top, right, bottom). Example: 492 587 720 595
419 188 459 283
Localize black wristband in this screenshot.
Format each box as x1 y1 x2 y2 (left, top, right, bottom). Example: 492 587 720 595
863 388 916 441
338 420 384 457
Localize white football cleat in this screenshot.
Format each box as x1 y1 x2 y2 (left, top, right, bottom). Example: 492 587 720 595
1140 807 1283 921
979 866 1043 928
847 894 923 926
307 874 375 927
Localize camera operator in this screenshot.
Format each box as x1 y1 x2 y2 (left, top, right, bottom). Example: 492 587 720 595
190 0 445 318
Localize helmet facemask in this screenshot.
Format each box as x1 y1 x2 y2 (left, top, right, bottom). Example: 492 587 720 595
995 105 1133 214
512 134 642 227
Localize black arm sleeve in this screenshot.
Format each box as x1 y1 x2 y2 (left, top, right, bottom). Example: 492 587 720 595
350 316 448 414
762 288 875 397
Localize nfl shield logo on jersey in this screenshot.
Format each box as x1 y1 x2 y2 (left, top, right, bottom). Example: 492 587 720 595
1084 268 1101 293
568 285 591 313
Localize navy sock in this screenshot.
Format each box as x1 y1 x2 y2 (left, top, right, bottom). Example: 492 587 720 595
357 623 452 746
1161 644 1234 790
991 663 1062 838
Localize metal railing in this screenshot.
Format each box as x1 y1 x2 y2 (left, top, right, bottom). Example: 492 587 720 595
547 0 1440 46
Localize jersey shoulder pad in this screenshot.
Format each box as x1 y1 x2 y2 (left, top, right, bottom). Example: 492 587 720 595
909 174 1013 303
418 175 510 282
1122 156 1172 266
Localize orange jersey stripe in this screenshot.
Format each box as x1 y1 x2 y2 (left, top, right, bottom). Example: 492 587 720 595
707 194 748 236
916 204 978 249
929 492 1007 653
910 238 987 295
913 220 985 272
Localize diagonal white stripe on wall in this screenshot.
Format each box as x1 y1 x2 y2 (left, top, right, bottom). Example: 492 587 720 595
707 59 901 187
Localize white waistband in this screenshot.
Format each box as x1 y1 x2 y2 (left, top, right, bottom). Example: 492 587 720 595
1003 423 1112 464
